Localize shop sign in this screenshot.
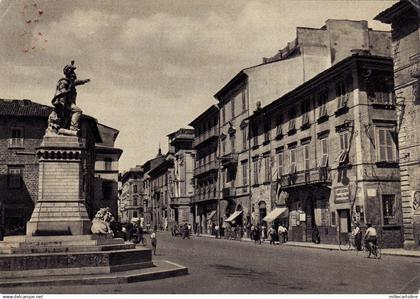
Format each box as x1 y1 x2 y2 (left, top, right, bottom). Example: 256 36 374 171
367 189 377 197
299 213 306 222
334 187 350 203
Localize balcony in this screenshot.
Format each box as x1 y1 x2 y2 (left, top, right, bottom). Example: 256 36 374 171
279 167 331 188
193 127 219 148
220 153 238 167
194 187 217 203
194 159 219 176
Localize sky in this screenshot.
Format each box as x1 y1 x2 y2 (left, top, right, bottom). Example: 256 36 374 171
0 0 397 172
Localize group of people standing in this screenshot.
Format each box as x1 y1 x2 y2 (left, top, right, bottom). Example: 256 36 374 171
251 223 288 245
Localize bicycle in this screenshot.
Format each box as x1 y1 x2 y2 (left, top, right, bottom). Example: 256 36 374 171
362 237 381 259
339 232 354 251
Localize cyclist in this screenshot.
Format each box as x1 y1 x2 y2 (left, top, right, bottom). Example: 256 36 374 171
364 223 377 258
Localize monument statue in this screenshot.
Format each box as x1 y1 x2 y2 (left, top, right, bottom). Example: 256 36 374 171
47 60 90 136
91 208 113 235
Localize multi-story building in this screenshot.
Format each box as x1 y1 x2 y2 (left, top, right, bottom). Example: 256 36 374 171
119 166 144 224
149 153 174 230
375 0 420 248
189 106 220 234
247 53 403 248
141 152 165 229
0 99 102 232
214 19 392 231
167 129 195 226
93 123 123 219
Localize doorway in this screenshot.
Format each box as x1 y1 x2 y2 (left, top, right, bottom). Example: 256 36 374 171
337 209 351 242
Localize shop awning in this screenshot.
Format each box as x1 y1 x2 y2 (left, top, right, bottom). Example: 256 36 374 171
208 210 217 219
225 210 243 222
263 207 288 222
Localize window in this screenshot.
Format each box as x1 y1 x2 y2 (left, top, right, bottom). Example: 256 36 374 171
369 78 392 105
253 159 259 185
8 166 22 189
318 90 328 118
133 184 138 193
288 108 296 131
242 91 246 111
277 151 284 178
276 118 283 137
382 194 396 225
264 156 271 182
133 211 138 218
301 100 310 127
290 148 297 173
303 145 310 171
104 158 112 171
264 123 270 143
8 127 24 148
336 80 349 109
242 127 247 150
242 161 248 186
377 127 396 162
320 138 329 167
230 135 235 153
252 126 258 147
102 181 113 200
337 132 349 164
231 98 235 118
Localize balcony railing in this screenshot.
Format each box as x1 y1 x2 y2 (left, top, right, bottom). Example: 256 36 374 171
194 159 219 176
221 153 238 167
279 167 331 188
194 186 217 202
193 127 219 148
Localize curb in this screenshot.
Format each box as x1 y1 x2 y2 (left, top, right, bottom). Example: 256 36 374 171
193 234 420 258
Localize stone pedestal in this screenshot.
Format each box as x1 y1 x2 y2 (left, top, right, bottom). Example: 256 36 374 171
26 135 91 236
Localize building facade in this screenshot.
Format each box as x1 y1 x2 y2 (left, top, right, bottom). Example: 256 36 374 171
0 99 102 232
248 54 403 248
119 166 144 224
214 19 392 233
189 105 220 234
375 0 420 248
167 129 195 226
93 123 123 219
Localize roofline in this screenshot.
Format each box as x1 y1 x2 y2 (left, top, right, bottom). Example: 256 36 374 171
374 1 413 23
253 54 393 118
189 104 219 127
97 123 120 140
214 70 248 101
166 128 195 138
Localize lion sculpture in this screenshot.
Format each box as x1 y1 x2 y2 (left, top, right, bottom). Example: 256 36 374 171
91 207 113 235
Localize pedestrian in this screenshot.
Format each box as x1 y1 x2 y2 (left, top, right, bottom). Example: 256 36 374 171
261 224 267 242
150 229 157 256
254 224 261 245
312 225 320 244
215 224 220 239
268 226 276 245
278 224 287 244
187 223 192 237
352 222 362 251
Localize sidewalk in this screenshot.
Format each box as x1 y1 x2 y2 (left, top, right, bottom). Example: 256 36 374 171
194 234 420 258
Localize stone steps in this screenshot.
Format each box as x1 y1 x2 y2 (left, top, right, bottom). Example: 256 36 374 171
0 243 136 254
0 260 188 288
